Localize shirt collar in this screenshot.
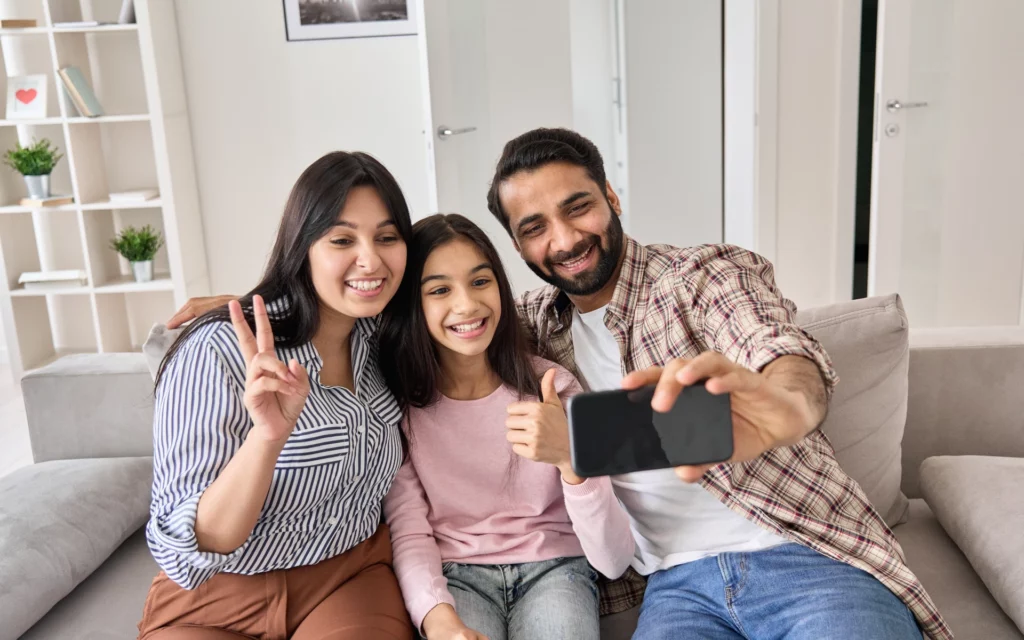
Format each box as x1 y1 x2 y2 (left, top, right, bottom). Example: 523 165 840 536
548 236 647 329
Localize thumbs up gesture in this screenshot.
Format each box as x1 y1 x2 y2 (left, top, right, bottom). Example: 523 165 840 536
506 369 583 485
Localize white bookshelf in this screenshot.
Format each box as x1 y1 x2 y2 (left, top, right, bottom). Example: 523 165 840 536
0 0 209 379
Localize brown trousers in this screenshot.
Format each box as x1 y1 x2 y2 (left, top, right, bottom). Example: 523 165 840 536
137 525 413 640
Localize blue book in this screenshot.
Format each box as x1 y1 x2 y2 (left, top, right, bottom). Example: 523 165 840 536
58 66 104 117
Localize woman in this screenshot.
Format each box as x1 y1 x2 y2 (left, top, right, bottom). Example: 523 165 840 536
140 151 414 639
378 214 634 640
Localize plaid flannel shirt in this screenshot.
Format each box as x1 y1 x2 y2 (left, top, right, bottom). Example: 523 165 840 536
516 237 951 639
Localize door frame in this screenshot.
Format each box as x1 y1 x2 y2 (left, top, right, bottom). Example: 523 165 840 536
866 0 911 298
414 0 439 216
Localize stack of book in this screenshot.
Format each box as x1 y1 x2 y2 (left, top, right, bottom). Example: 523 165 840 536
20 195 74 208
18 269 88 291
109 189 159 203
0 19 37 28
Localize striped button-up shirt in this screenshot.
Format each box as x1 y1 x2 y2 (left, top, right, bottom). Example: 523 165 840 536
147 318 403 590
516 237 951 639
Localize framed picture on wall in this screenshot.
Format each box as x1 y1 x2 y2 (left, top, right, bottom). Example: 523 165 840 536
5 75 48 120
282 0 418 41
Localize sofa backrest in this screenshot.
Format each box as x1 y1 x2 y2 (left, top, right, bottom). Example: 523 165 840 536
903 326 1024 497
796 294 911 526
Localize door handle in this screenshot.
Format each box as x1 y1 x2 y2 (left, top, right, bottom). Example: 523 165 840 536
886 99 929 113
437 125 478 140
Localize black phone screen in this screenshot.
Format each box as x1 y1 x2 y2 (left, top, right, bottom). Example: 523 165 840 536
565 382 733 477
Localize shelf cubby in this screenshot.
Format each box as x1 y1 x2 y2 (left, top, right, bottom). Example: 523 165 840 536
0 0 210 379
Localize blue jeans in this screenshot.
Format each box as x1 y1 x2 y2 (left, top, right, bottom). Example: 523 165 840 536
635 543 922 640
441 556 599 640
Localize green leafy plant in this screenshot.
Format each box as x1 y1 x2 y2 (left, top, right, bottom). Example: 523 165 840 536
110 225 164 262
3 138 64 176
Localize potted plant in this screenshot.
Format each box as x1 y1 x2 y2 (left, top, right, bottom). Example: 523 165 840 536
110 225 163 283
3 138 64 199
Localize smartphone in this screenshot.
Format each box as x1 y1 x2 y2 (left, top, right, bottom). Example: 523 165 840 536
565 382 733 477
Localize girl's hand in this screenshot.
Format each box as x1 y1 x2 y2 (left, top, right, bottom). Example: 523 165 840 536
505 368 583 484
422 604 490 640
229 295 309 443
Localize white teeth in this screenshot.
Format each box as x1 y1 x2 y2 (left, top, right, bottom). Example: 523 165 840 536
450 319 484 333
347 279 383 291
561 247 591 268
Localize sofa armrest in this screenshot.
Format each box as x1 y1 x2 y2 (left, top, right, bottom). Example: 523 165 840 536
20 354 155 463
902 327 1024 498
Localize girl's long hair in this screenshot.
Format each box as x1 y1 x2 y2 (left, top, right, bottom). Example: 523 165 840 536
379 213 539 413
156 151 413 386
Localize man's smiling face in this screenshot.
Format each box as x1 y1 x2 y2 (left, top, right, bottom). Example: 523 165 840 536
497 161 624 297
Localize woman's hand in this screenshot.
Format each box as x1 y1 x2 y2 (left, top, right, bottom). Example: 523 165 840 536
422 604 489 640
229 295 309 443
167 294 238 328
506 368 583 485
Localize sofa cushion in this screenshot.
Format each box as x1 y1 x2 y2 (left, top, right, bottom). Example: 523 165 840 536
920 455 1024 632
796 294 911 526
143 323 180 380
19 530 159 640
0 457 153 640
895 499 1022 639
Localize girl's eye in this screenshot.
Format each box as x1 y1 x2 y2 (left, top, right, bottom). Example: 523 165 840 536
427 286 450 296
378 235 399 244
473 278 491 287
330 238 353 246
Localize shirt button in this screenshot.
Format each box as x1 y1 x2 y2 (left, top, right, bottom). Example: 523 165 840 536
357 424 366 435
328 517 338 526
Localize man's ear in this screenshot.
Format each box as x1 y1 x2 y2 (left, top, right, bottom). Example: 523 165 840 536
605 180 623 217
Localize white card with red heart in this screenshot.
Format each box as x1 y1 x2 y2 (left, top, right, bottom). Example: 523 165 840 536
6 74 48 120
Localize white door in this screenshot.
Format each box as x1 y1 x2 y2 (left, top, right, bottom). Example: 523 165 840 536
868 0 1024 327
417 0 619 295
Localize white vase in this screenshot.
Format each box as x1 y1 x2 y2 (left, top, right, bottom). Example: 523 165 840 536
131 260 153 283
24 174 50 199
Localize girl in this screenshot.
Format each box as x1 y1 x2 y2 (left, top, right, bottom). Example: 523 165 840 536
379 214 634 640
140 152 414 640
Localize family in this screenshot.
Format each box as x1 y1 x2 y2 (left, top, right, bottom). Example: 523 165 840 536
136 128 951 640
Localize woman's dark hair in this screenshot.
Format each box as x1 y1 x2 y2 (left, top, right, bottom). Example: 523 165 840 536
379 213 540 412
486 127 607 236
155 151 413 386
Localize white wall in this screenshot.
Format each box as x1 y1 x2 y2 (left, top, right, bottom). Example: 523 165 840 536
624 0 723 248
173 0 430 294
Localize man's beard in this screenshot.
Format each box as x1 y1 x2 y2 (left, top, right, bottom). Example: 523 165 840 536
526 212 624 297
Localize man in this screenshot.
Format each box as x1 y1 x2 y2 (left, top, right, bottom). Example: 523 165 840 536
168 128 950 639
485 128 948 640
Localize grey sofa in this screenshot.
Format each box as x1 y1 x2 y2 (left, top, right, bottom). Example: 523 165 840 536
3 294 1023 639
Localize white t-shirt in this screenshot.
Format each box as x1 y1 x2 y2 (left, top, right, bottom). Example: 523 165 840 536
571 305 786 575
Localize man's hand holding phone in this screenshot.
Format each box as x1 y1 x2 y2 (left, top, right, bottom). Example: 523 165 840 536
622 351 826 483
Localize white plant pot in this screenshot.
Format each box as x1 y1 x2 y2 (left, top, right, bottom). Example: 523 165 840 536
131 260 153 283
24 174 50 199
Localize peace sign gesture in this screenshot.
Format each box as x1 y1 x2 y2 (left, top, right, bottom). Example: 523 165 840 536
229 295 310 443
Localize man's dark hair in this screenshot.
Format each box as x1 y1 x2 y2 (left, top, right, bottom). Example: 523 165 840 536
486 127 607 236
